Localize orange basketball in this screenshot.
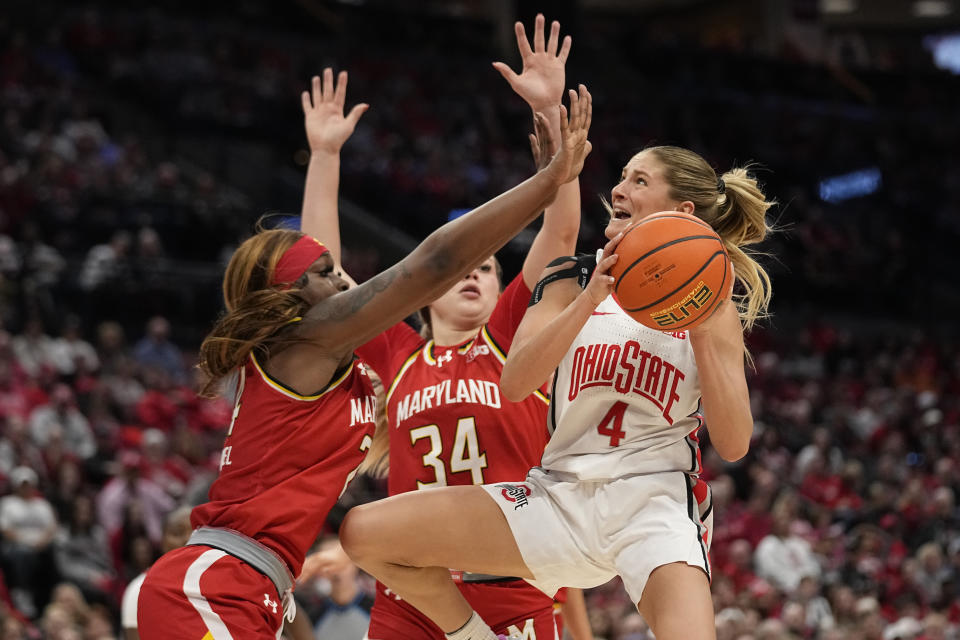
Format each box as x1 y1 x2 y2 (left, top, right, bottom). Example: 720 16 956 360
609 211 731 331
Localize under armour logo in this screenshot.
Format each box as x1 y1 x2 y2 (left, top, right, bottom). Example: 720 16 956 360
383 587 403 601
263 594 278 613
436 351 453 367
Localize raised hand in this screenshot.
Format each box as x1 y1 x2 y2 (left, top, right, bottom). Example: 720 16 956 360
544 85 593 186
492 13 572 112
301 68 369 155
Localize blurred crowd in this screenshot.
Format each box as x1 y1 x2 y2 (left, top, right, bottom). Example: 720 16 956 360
1 311 958 639
2 2 959 334
1 1 959 639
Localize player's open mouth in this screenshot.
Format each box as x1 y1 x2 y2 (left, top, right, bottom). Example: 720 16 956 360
613 208 631 220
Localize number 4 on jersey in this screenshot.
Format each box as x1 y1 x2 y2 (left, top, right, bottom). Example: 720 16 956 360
597 401 628 447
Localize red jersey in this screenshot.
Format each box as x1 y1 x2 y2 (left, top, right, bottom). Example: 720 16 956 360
358 274 549 495
191 354 377 576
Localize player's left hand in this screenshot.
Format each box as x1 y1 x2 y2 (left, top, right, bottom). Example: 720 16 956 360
302 68 369 155
492 14 571 113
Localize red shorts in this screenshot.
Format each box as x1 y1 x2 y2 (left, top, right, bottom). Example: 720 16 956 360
552 587 567 638
367 579 557 640
138 546 284 640
553 601 564 639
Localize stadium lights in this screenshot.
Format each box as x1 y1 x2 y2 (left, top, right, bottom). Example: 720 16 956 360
925 33 960 72
818 168 882 203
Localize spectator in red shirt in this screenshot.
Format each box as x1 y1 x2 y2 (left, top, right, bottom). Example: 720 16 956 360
718 538 758 592
133 366 182 431
0 339 31 421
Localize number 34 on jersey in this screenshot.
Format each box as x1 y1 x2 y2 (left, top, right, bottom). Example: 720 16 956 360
410 417 488 488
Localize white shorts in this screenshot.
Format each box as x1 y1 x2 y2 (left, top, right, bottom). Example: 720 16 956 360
481 468 713 605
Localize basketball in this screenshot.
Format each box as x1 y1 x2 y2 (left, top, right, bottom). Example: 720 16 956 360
609 211 731 331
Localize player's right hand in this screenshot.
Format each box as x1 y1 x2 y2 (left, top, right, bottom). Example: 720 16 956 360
586 232 622 306
301 68 369 155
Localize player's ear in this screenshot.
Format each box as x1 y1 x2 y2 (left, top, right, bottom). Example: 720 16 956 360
675 201 695 214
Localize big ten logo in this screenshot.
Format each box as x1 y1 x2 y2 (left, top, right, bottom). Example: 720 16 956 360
497 483 532 510
651 281 713 327
465 344 490 363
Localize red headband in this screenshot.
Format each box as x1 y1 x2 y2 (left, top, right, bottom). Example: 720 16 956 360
272 235 328 288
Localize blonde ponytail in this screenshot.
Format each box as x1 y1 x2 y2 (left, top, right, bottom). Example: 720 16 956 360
714 167 774 331
640 147 777 332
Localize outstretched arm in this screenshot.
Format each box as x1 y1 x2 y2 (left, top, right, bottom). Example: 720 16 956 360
270 90 592 396
300 68 368 269
501 232 621 402
494 14 582 288
304 88 593 359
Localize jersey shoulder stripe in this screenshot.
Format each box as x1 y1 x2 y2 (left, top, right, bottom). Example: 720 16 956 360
385 346 423 405
249 353 355 402
421 340 437 366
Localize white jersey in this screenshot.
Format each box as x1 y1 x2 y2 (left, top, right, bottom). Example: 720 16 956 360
541 295 704 480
